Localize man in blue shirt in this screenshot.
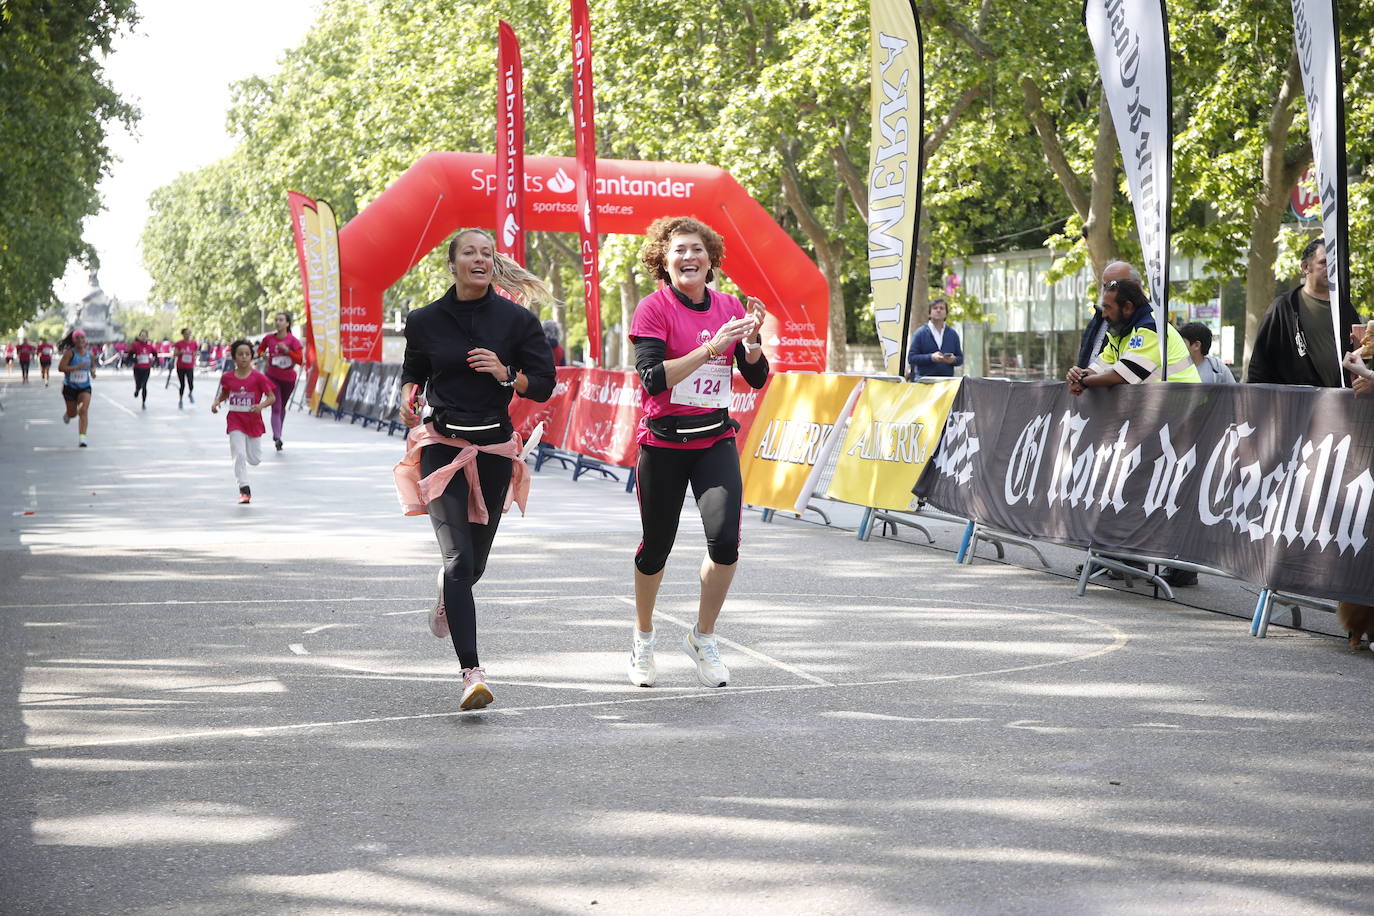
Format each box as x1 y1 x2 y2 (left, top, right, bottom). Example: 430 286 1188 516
906 297 963 379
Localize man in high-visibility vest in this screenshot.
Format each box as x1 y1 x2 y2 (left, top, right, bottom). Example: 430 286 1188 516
1066 278 1200 391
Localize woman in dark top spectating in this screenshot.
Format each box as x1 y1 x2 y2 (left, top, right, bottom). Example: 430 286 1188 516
397 229 556 711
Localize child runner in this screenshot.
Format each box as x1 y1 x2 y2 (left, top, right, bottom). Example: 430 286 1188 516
210 339 276 504
37 338 54 387
129 330 157 410
57 329 95 447
16 340 34 384
257 311 304 451
172 328 198 408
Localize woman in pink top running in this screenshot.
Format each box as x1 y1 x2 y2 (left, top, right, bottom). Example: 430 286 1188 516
258 312 304 451
624 217 770 690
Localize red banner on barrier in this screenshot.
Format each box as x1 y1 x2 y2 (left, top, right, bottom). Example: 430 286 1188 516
565 367 640 466
508 365 582 448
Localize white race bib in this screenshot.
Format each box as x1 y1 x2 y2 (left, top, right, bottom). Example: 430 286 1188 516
136 354 150 366
670 361 732 409
227 391 256 411
271 355 293 369
68 369 90 384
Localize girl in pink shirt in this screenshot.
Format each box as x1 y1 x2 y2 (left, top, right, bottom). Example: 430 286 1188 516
210 339 277 504
257 311 304 451
129 330 158 410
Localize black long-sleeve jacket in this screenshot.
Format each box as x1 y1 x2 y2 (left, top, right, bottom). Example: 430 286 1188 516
1247 285 1361 386
401 285 556 410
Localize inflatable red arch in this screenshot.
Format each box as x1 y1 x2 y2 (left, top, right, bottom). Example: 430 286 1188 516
337 152 828 371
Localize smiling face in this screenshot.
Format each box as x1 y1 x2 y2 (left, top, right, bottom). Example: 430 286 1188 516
449 231 494 296
666 232 711 294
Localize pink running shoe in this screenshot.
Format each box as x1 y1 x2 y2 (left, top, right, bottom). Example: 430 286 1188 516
460 667 493 710
429 567 449 638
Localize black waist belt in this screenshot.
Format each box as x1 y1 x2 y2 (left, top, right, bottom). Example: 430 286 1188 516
429 409 512 445
646 408 737 443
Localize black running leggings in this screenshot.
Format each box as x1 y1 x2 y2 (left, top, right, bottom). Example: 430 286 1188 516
635 438 742 575
421 443 512 669
133 367 150 402
177 368 194 396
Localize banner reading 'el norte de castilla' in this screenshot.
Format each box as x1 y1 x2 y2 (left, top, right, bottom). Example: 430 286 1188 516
867 0 923 378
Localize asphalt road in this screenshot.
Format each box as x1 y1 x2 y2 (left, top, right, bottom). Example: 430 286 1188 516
1 368 1371 915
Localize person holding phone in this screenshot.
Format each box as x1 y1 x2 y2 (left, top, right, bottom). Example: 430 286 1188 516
625 216 770 689
905 297 963 379
394 228 556 711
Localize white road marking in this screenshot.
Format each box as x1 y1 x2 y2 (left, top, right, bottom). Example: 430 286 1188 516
628 600 838 688
98 392 138 418
288 643 309 655
302 624 344 635
0 608 1128 755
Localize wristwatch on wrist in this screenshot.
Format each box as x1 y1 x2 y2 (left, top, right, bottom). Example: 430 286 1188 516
744 340 763 352
499 366 516 387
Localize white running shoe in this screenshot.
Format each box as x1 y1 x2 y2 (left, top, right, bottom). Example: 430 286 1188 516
627 631 656 687
429 567 449 638
684 629 729 687
460 667 493 710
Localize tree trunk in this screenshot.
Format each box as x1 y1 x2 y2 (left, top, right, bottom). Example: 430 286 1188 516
1021 80 1119 281
1242 52 1308 372
1083 92 1121 281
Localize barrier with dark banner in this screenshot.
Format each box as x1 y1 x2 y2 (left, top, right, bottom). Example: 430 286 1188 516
915 379 1374 603
375 363 403 426
341 361 373 419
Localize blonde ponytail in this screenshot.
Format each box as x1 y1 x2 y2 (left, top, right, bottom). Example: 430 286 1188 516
448 228 557 309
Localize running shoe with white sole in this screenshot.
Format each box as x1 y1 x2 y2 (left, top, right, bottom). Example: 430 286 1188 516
627 631 657 687
683 629 729 687
460 667 493 710
430 567 449 638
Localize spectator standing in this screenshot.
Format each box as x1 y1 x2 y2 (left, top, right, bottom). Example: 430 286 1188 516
1247 238 1362 386
905 297 963 379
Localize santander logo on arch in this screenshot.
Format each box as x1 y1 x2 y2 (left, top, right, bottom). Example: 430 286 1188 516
548 168 576 194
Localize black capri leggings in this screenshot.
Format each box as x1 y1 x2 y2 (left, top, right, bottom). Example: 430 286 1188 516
421 442 512 669
177 368 194 395
635 438 743 575
133 367 150 402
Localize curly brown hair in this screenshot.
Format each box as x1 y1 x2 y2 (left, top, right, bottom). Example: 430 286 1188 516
639 217 725 284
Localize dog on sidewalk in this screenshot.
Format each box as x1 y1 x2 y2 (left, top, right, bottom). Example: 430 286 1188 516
1336 602 1374 651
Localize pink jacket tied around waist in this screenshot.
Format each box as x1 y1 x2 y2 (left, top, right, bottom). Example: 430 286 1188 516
392 422 530 522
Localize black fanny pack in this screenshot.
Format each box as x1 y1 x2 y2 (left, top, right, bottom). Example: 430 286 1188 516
430 409 512 446
647 409 738 444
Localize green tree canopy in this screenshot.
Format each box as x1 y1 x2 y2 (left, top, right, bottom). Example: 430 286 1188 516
0 0 139 334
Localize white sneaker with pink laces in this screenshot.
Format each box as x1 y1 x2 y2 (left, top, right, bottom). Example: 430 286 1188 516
460 667 493 710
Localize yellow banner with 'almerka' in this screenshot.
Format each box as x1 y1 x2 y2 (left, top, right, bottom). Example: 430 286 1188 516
868 0 923 377
740 373 863 512
826 378 959 511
